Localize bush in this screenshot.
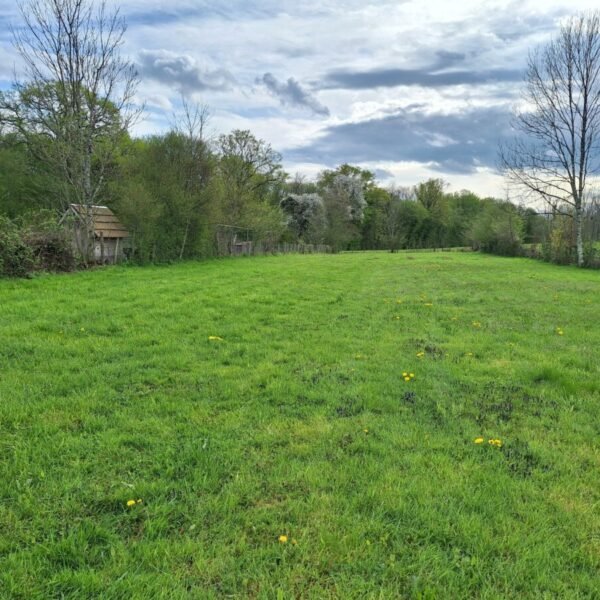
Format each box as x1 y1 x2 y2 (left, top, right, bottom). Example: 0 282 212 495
0 211 76 278
583 242 600 268
542 218 575 264
0 216 34 277
469 201 524 257
21 211 76 272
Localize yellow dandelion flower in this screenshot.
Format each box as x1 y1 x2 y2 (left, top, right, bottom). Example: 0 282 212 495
126 499 136 507
474 437 484 444
410 373 414 378
364 428 369 433
402 372 408 377
404 376 411 382
278 535 288 543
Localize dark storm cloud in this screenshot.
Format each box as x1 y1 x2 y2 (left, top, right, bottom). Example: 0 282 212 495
138 50 236 93
288 104 514 174
124 2 278 26
259 73 330 116
321 66 523 90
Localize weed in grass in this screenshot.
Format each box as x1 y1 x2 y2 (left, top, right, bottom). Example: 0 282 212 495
502 440 542 478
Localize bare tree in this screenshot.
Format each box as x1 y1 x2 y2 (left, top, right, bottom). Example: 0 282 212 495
0 0 141 261
501 12 600 266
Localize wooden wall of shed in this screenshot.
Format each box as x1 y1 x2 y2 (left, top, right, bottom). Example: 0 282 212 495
93 237 126 263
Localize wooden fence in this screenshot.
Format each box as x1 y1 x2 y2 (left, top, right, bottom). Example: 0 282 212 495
225 241 332 257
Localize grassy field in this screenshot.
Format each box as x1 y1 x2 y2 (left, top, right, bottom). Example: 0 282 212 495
0 252 599 599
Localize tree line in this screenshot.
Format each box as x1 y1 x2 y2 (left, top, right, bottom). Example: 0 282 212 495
1 0 599 276
4 118 599 270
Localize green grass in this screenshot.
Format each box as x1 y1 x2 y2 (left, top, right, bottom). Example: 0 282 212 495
0 252 599 599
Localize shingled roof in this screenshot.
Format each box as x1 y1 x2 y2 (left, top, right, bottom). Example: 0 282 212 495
67 204 130 239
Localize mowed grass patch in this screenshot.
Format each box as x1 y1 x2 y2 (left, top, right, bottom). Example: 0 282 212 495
0 252 598 598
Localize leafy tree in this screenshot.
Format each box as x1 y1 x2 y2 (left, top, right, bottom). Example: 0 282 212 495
280 193 327 243
445 190 483 247
361 186 392 249
318 165 372 250
0 134 56 217
470 201 524 256
414 178 450 248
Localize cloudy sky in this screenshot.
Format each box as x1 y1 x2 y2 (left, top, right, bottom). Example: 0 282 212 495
1 0 598 196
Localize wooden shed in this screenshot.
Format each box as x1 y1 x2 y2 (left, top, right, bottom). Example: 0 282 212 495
61 204 130 263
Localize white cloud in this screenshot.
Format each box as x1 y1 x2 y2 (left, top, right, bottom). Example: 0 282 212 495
2 0 598 196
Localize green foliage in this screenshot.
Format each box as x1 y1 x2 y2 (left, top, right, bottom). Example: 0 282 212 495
542 215 575 265
21 209 76 272
0 253 598 596
0 211 75 277
469 201 524 256
0 136 57 216
0 215 34 277
415 178 446 210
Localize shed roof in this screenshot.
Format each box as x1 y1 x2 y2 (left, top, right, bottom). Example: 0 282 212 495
66 204 130 239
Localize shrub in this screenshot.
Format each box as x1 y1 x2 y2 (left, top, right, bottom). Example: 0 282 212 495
21 211 76 272
0 211 76 277
0 216 34 277
583 242 600 268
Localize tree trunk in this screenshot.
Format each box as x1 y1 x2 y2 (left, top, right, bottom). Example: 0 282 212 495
575 206 584 267
180 217 191 259
82 138 94 265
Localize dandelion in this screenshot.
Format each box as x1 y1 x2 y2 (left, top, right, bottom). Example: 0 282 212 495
416 351 425 358
126 500 137 507
402 372 408 377
404 376 410 382
364 428 369 433
488 438 503 448
208 336 223 341
556 327 564 336
278 535 288 543
474 437 484 444
410 373 414 378
472 321 481 328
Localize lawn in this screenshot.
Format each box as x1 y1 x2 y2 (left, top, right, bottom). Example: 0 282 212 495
0 252 598 599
